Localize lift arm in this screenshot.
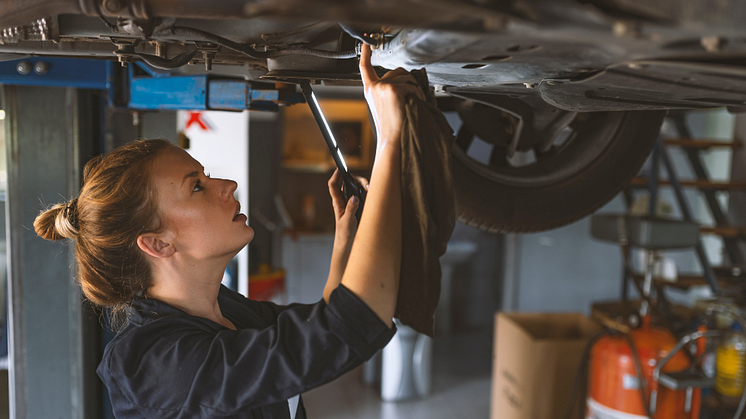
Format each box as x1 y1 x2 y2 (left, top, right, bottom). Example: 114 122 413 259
0 57 303 111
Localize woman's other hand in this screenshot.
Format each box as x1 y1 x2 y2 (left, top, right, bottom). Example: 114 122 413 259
324 169 369 302
328 169 368 244
359 43 426 146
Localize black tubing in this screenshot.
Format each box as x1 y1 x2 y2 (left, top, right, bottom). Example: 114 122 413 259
157 26 357 60
563 329 613 419
620 332 653 419
264 46 357 59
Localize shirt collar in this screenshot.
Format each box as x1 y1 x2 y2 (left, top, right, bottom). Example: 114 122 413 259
125 285 237 327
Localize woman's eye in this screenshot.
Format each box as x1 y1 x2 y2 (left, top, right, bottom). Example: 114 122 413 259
193 180 204 192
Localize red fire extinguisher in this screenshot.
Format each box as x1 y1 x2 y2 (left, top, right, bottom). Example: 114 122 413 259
587 317 696 419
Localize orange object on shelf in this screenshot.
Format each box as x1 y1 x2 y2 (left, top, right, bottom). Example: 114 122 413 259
587 317 695 419
248 268 285 301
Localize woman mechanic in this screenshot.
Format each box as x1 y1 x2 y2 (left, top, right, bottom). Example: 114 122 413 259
33 44 427 419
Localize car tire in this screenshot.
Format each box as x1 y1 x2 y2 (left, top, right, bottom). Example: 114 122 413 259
451 109 666 233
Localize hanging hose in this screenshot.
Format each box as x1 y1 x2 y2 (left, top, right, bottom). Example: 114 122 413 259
621 332 654 418
154 26 358 60
563 329 612 419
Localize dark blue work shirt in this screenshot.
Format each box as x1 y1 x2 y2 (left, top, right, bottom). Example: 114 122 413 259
97 284 396 418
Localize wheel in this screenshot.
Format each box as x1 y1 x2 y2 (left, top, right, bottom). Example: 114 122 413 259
441 94 665 233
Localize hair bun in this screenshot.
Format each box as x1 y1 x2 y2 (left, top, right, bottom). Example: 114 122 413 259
34 199 80 241
65 199 80 230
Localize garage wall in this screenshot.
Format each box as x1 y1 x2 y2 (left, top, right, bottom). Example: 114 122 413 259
508 196 627 315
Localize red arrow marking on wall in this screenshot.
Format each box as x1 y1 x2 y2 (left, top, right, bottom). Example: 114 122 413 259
186 112 210 131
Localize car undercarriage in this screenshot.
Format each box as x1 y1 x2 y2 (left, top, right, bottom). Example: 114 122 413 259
2 0 746 232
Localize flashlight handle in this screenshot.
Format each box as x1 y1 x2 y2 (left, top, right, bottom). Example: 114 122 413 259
299 81 348 172
300 79 366 221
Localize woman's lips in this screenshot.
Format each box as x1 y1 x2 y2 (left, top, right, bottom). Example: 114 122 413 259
233 202 241 221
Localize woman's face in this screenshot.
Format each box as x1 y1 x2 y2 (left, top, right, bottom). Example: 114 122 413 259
149 145 254 261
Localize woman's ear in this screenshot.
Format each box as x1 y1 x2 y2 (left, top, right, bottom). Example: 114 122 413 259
137 234 176 259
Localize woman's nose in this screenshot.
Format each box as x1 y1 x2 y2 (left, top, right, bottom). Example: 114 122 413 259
219 179 238 200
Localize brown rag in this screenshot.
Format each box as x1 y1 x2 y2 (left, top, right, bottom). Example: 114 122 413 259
395 69 456 337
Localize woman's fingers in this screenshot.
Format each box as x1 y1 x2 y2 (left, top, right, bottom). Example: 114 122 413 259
399 83 427 102
329 170 369 220
379 67 409 80
336 194 359 240
328 170 347 216
359 43 379 87
362 62 426 104
359 43 428 142
346 195 359 215
353 175 370 191
359 41 424 98
328 169 342 193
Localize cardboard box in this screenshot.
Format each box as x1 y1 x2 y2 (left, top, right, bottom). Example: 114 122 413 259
491 312 600 419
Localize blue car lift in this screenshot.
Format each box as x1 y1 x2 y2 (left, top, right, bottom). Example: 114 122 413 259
0 57 303 110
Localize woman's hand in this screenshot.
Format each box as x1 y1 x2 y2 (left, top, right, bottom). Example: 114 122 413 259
328 169 368 245
324 169 369 302
359 43 426 146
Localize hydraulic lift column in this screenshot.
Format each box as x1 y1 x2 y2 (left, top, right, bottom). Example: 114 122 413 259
2 86 101 419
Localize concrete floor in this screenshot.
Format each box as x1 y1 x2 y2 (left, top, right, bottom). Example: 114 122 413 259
303 329 493 419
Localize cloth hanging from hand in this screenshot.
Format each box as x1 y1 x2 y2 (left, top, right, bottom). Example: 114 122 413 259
395 69 456 337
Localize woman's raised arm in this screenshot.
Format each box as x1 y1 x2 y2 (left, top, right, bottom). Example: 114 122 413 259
338 44 425 327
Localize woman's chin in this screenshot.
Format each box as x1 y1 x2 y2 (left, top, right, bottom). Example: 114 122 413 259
235 229 255 251
224 227 254 258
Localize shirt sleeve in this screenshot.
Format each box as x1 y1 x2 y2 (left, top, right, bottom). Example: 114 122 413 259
100 284 396 418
